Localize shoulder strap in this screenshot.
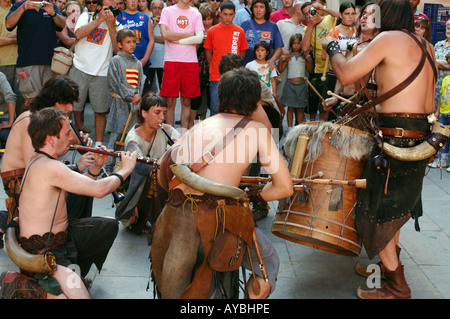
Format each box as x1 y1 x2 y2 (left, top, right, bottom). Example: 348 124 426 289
168 116 252 190
16 155 61 251
401 30 437 83
372 31 428 106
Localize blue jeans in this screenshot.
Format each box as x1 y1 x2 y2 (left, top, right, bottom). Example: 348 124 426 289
209 81 219 116
439 113 450 156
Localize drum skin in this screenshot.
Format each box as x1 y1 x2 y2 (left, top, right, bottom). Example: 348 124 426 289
273 123 372 257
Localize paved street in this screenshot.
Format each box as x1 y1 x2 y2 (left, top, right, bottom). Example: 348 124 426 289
1 102 450 301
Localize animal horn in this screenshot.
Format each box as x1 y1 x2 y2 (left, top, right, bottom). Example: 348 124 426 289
170 163 248 201
378 122 450 162
5 218 57 274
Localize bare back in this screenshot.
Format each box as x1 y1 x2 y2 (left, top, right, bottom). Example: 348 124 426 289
333 31 437 114
373 31 436 114
173 114 292 202
1 111 34 173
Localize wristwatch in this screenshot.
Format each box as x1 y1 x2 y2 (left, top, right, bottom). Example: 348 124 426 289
50 11 57 17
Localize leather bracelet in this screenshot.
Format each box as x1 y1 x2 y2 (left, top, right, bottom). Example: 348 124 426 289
50 11 57 17
111 172 124 186
87 168 100 178
326 40 342 60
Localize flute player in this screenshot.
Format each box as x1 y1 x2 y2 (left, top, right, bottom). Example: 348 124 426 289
7 107 137 299
0 76 97 248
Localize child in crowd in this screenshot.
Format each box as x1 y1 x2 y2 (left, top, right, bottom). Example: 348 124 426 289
245 41 278 96
278 33 312 131
104 28 145 173
429 52 450 170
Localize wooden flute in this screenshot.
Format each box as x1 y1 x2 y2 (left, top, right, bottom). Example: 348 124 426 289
159 123 175 146
241 176 367 189
70 145 157 165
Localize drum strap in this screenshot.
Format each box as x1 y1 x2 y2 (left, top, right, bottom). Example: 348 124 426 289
347 30 436 119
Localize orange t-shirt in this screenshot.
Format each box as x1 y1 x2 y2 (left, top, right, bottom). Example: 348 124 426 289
204 23 249 81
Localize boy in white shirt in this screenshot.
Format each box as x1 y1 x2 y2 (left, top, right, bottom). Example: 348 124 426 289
245 41 278 96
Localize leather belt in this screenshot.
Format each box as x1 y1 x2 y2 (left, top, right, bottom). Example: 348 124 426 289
0 169 25 182
379 127 427 138
378 112 429 119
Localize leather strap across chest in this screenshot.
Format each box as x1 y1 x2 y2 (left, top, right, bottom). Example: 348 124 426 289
351 30 437 118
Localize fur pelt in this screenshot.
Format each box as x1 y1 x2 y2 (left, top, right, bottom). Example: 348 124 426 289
283 122 374 163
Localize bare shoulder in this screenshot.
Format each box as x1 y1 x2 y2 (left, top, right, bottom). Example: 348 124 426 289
15 111 31 127
246 118 268 130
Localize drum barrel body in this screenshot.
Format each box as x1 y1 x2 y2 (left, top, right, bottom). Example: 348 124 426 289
273 123 372 257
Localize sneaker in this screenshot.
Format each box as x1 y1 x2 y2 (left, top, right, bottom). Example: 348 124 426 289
447 166 450 173
428 157 449 168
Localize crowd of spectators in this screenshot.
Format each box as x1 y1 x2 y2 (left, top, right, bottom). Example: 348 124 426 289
0 0 447 151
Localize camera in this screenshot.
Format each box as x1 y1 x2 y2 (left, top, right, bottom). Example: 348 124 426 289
107 5 121 17
309 7 317 16
35 1 46 8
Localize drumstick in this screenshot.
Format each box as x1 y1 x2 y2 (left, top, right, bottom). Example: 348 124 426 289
327 90 362 108
306 79 339 118
306 79 325 102
321 17 337 82
307 171 324 179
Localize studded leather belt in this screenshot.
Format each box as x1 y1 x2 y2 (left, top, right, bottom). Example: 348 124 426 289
379 127 427 138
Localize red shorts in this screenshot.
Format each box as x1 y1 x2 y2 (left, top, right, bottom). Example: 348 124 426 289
160 62 200 98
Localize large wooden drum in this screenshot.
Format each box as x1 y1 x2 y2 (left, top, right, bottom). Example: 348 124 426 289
272 122 373 257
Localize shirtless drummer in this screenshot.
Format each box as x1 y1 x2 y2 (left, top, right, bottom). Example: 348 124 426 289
322 0 438 299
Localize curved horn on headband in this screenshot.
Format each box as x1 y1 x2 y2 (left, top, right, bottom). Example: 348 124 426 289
5 218 57 275
170 163 248 201
378 122 450 162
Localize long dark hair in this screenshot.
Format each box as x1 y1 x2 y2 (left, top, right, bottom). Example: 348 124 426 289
376 0 414 33
26 75 79 113
251 0 271 21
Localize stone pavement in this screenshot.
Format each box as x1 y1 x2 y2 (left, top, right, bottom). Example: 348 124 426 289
1 103 450 300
